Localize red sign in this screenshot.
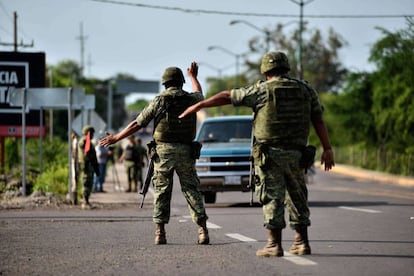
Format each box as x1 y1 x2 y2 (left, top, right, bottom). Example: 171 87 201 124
0 126 46 137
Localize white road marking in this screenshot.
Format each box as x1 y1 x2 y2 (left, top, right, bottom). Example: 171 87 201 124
282 252 318 266
226 233 318 266
339 206 382 213
181 216 222 229
226 233 257 242
207 222 222 229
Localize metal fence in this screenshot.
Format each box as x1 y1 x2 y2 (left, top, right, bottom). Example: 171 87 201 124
332 146 414 177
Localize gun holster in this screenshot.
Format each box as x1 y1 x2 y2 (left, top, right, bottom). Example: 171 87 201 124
191 141 202 159
147 140 158 159
299 145 316 173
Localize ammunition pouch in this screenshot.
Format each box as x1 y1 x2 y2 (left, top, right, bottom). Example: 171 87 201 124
191 141 202 159
299 145 316 173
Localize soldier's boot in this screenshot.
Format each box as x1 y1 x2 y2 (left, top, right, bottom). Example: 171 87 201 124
289 227 311 255
71 192 78 205
256 228 284 257
197 220 210 245
81 195 93 210
155 223 167 245
132 182 137 193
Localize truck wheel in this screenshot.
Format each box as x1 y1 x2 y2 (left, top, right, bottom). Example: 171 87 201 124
203 191 217 204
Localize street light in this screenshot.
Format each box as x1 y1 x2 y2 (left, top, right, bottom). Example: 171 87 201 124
198 62 234 78
207 45 247 88
229 20 271 52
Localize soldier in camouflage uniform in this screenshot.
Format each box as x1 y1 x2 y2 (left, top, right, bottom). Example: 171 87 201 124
179 51 335 257
118 135 139 192
99 62 209 245
77 125 100 209
135 137 148 191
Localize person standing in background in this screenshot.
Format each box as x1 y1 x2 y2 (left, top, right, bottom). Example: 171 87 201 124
70 131 79 205
77 125 100 209
135 137 148 191
94 141 112 192
118 135 139 193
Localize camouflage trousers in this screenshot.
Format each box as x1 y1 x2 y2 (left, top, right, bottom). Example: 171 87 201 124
254 147 310 230
78 163 95 200
152 142 208 225
124 161 138 188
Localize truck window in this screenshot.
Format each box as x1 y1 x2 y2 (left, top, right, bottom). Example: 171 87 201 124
198 120 251 143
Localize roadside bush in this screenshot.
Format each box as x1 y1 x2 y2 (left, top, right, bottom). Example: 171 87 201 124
33 165 68 197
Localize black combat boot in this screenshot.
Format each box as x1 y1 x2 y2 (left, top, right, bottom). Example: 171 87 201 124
71 192 78 205
155 223 167 245
197 220 210 245
289 226 311 255
256 228 284 257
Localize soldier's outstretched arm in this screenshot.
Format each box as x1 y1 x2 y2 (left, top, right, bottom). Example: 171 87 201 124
179 90 232 118
99 120 142 147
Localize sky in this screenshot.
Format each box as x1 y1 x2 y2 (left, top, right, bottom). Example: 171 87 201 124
1 0 413 102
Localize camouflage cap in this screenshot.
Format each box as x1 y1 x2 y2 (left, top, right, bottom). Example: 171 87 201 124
260 51 290 74
162 67 185 85
82 125 95 135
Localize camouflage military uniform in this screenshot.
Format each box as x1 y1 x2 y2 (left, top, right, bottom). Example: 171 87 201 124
177 53 333 255
135 138 148 191
77 125 100 208
122 137 139 192
136 87 208 226
231 75 323 230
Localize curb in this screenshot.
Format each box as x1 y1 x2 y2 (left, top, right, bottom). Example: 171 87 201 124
317 163 414 188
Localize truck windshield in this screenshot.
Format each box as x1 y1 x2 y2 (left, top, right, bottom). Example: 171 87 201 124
198 120 252 143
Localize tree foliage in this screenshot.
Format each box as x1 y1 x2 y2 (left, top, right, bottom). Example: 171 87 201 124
368 19 414 153
45 60 129 138
329 19 414 154
244 23 348 93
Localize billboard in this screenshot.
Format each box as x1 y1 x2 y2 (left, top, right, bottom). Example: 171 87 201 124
0 51 46 137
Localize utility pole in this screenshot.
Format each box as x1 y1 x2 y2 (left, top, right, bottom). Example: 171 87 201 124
76 22 87 78
289 0 314 80
0 12 34 51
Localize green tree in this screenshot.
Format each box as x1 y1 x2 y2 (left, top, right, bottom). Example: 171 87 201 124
245 23 348 93
127 98 149 113
204 74 251 116
321 19 414 175
368 19 414 153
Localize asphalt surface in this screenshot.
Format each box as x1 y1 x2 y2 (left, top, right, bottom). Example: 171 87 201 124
90 162 414 206
1 162 413 276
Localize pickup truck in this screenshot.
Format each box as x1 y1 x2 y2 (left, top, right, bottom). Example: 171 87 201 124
195 115 253 203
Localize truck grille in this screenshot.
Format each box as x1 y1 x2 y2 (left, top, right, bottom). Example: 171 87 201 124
209 156 250 172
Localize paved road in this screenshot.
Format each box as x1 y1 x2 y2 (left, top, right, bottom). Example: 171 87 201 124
1 164 413 275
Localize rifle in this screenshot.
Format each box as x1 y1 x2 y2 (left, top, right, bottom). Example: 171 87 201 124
248 113 255 206
139 140 157 208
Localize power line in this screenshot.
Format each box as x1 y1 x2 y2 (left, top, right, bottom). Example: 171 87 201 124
0 1 13 21
0 11 33 51
0 3 34 45
91 0 414 19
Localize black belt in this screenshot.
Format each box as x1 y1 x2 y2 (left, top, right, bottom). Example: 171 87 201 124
257 141 304 151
